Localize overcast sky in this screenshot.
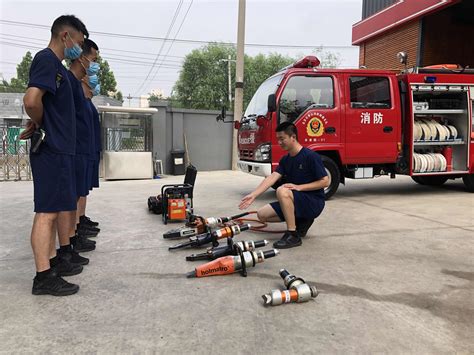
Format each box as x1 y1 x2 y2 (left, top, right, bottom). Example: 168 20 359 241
0 0 363 106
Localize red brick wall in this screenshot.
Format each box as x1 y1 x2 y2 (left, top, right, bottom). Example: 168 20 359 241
422 8 474 67
358 20 420 70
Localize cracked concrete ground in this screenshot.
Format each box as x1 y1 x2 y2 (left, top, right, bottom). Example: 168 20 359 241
0 171 473 354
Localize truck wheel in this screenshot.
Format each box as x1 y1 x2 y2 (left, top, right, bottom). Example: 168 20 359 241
462 174 474 192
412 176 448 186
411 176 426 185
321 156 340 200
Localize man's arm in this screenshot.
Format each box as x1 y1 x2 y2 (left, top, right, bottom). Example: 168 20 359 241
283 176 330 192
23 87 46 126
19 88 46 139
238 171 282 209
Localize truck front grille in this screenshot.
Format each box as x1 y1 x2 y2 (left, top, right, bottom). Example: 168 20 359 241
240 149 254 159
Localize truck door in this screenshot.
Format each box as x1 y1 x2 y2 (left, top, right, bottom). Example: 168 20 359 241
275 74 341 164
343 74 400 164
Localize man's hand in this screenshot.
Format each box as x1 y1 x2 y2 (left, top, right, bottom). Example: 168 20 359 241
239 193 256 210
282 183 301 191
18 121 37 140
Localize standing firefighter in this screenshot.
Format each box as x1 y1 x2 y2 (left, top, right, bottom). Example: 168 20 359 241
239 122 329 249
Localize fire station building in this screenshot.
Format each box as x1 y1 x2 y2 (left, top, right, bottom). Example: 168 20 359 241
353 0 474 70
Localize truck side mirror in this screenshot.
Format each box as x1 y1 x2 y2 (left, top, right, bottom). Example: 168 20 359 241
268 94 277 113
216 106 227 122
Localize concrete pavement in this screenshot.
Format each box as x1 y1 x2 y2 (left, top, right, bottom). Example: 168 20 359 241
0 171 473 353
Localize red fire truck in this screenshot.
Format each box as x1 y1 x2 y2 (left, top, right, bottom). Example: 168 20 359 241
234 56 474 199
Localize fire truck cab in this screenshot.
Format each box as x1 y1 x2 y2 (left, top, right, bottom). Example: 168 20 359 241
236 56 474 199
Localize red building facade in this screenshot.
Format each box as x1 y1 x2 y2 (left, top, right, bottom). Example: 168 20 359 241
353 0 474 70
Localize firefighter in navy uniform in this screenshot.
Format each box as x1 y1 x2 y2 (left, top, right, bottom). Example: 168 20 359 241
239 122 329 249
20 15 88 296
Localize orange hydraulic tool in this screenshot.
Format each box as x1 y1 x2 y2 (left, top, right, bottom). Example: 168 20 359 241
168 224 251 250
186 238 269 261
262 269 318 306
187 249 279 278
163 212 250 239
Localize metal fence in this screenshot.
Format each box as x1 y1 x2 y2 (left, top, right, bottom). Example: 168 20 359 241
0 125 32 181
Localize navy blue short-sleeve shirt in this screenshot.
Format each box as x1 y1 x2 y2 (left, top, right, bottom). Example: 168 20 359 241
276 147 327 200
89 101 101 153
83 98 95 157
66 70 91 155
28 48 75 155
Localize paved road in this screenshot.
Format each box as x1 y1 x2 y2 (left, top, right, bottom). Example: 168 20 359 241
0 171 472 353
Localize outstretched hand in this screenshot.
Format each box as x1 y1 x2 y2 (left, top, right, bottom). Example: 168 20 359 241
239 193 256 210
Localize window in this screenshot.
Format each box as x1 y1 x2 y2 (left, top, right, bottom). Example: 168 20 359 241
349 76 391 109
244 74 283 117
279 76 334 123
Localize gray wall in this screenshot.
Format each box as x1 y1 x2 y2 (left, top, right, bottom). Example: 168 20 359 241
150 100 234 174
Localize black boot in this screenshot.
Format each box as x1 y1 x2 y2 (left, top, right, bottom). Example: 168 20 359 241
71 235 96 253
77 224 99 238
70 248 90 265
80 224 100 233
296 218 314 238
32 269 79 296
55 253 83 276
80 215 99 227
273 230 302 249
58 246 89 266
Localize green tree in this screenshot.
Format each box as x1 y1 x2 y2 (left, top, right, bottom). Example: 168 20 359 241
313 46 341 68
148 91 164 102
96 55 123 102
173 43 340 110
243 53 293 108
0 51 33 92
173 43 235 110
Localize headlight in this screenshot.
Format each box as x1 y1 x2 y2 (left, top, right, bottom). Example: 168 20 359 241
254 143 271 162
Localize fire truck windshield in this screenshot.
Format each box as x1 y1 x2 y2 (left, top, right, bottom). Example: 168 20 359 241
243 74 283 118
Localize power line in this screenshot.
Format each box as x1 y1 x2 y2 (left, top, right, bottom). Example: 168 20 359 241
0 19 358 49
134 0 185 95
0 32 186 58
0 34 184 64
0 41 183 69
147 0 194 89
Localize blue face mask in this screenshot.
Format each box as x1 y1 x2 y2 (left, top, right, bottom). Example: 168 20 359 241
88 74 99 87
92 84 100 96
64 33 83 60
86 62 100 76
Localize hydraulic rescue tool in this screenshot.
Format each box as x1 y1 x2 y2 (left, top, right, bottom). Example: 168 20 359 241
187 248 279 278
163 212 250 239
168 224 251 250
262 269 318 306
186 238 269 261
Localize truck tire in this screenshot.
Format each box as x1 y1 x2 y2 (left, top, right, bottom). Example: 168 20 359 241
321 156 340 200
462 174 474 192
412 176 448 186
411 176 426 185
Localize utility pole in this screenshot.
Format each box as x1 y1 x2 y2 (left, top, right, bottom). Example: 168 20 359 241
127 93 132 107
219 55 236 108
233 0 246 170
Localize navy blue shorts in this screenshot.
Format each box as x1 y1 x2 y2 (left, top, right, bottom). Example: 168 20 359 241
30 148 76 213
270 190 325 221
87 159 94 191
74 154 89 197
92 154 100 189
